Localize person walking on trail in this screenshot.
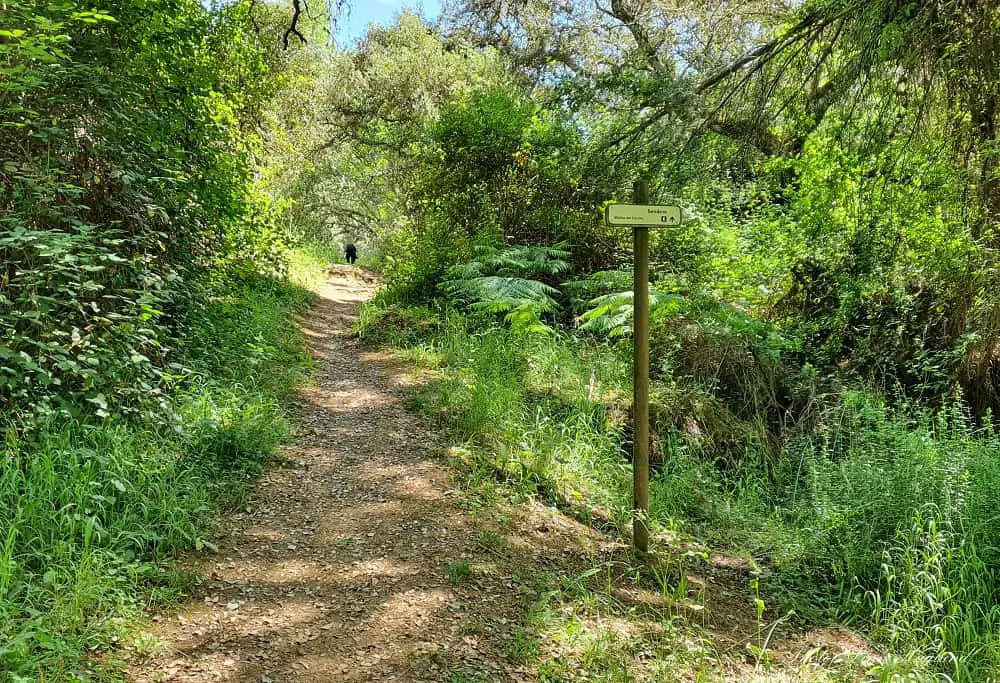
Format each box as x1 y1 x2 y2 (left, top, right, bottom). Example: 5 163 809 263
345 243 357 265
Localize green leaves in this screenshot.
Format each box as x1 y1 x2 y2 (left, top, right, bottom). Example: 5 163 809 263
0 0 287 421
70 10 116 24
578 288 684 338
442 244 570 334
479 244 572 276
448 276 561 313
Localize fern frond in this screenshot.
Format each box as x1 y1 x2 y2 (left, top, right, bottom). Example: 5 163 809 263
446 260 486 280
505 303 555 335
564 269 632 299
441 242 569 334
578 288 684 337
443 275 559 311
483 243 571 276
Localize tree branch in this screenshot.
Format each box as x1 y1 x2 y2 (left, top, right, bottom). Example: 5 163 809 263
707 118 787 156
607 0 664 71
695 10 841 93
283 0 306 49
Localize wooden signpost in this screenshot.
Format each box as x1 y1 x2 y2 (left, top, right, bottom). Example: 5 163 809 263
606 180 682 553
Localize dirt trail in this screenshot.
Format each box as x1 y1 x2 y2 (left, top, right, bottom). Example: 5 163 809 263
130 267 574 682
129 267 876 683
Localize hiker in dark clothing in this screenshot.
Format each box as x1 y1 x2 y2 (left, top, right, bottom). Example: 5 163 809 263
345 243 357 265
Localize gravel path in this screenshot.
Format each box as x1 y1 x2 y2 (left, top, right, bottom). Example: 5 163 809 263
129 267 546 682
126 267 880 682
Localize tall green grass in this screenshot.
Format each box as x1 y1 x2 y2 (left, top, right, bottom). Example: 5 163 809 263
652 397 1000 680
0 266 316 681
362 302 1000 681
363 310 633 524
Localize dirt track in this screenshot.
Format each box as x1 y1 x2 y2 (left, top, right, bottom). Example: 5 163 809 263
129 267 582 682
128 267 877 683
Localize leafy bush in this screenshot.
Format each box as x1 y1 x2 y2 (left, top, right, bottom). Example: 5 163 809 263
442 244 571 333
0 269 314 680
374 87 620 302
0 0 284 421
761 132 978 402
366 288 1000 679
577 287 685 338
652 391 1000 679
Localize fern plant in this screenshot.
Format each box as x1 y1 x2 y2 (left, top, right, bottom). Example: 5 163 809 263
441 243 570 333
577 287 684 337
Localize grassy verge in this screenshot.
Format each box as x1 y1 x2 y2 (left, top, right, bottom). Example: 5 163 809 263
0 254 323 682
358 300 1000 681
360 307 633 527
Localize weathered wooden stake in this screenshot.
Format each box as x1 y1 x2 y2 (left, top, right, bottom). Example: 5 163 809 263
632 178 650 553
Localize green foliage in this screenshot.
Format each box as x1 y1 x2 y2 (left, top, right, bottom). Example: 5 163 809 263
312 4 1000 677
0 270 314 680
869 513 1000 678
362 301 634 528
0 0 315 676
788 401 1000 680
349 78 623 302
17 1 994 678
423 90 596 251
179 272 312 393
366 289 1000 679
447 560 472 583
645 391 1000 679
264 13 510 264
577 288 684 338
458 244 573 278
433 91 536 194
0 0 285 421
356 301 444 347
760 131 976 398
442 244 570 333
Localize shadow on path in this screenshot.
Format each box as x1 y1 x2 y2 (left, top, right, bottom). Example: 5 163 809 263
129 267 558 682
128 267 878 683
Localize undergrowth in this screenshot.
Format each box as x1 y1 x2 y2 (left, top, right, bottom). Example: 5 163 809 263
365 308 633 529
359 299 1000 681
0 254 321 682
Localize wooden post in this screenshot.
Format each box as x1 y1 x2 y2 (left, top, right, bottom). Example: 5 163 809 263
632 179 650 553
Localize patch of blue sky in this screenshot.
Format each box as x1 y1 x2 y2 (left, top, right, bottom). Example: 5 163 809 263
334 0 443 46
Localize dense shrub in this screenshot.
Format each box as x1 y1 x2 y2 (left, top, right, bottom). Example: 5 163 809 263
0 3 312 675
0 0 284 421
0 268 315 680
377 89 622 303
